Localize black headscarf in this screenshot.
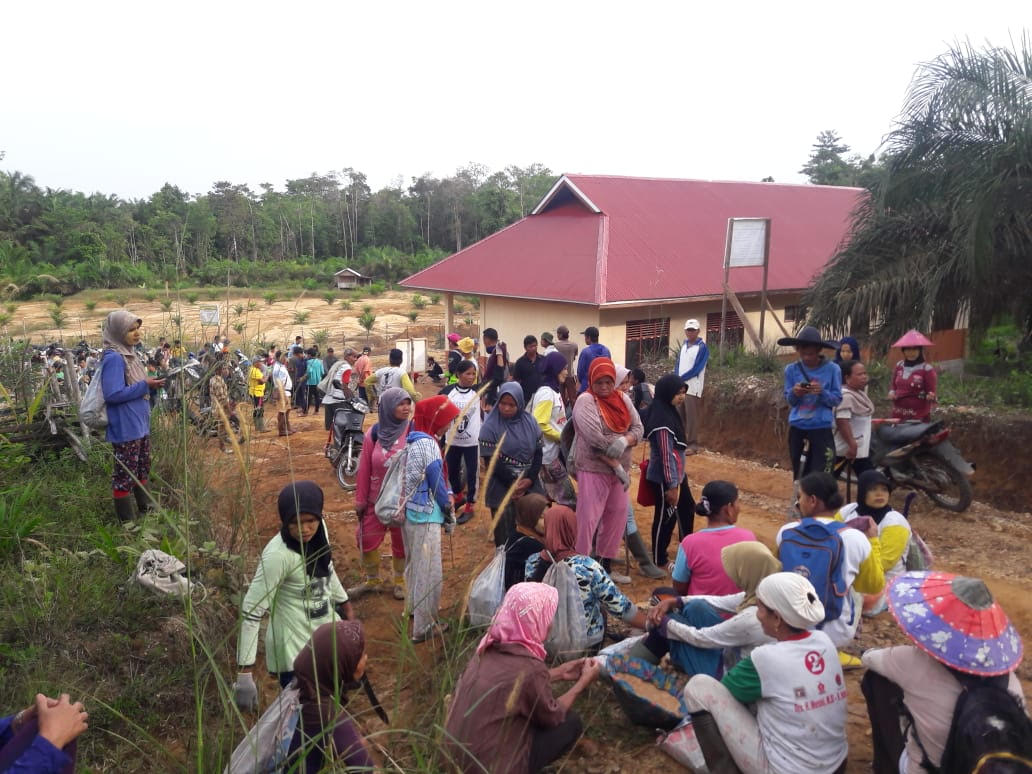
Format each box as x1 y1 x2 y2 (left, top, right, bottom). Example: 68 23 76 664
644 373 687 447
856 469 893 524
278 481 333 578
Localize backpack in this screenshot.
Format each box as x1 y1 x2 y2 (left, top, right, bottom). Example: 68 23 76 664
373 442 411 528
903 673 1032 774
778 518 849 624
224 684 301 774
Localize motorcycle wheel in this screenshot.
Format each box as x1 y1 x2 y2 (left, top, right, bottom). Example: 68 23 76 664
914 454 973 512
336 445 360 491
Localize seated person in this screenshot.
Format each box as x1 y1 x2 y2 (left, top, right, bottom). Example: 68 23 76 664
1 693 88 773
669 480 756 597
426 356 444 383
633 541 781 676
861 572 1027 774
445 582 601 774
839 469 912 616
504 494 547 590
683 573 848 774
526 504 647 649
287 620 374 772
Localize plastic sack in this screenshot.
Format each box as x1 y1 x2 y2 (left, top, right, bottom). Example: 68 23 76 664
657 717 709 771
905 530 933 571
135 549 204 599
542 557 593 661
468 548 507 627
608 653 687 731
374 445 410 527
224 684 301 774
79 358 108 430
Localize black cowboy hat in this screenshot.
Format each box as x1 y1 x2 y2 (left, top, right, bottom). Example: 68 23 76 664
777 325 838 349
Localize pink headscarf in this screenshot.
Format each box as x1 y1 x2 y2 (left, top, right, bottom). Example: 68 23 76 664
476 582 558 662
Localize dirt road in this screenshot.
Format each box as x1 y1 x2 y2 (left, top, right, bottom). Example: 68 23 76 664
222 381 1032 773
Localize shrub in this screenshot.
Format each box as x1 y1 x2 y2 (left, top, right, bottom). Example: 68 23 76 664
453 303 465 314
292 310 310 325
323 292 337 305
312 329 329 348
362 304 374 315
115 294 128 307
48 295 64 308
160 298 174 312
84 301 97 312
358 311 376 334
246 301 258 312
4 303 15 314
144 291 157 302
0 313 10 328
206 289 220 300
429 293 441 304
407 310 419 322
339 300 351 310
232 322 245 335
368 281 385 297
411 294 426 309
233 303 244 316
302 278 320 291
49 307 67 329
185 292 199 305
263 292 277 306
467 295 480 309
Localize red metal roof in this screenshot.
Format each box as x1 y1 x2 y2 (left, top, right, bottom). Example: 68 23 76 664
400 174 864 305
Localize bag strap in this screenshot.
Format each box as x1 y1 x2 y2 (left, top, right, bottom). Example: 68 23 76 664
900 698 940 773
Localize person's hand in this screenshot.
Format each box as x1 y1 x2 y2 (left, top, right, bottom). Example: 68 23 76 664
443 520 454 535
577 659 601 687
887 390 896 400
865 519 880 539
792 383 808 397
664 488 679 507
145 377 166 389
233 672 258 711
550 658 583 681
605 435 628 459
511 478 532 500
845 441 858 460
808 380 822 396
337 601 356 621
36 693 88 750
647 597 679 628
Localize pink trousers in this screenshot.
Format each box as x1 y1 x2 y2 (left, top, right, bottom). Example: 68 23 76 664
575 469 628 558
355 510 405 558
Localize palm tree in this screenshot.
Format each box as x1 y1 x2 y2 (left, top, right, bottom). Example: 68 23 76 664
805 37 1032 349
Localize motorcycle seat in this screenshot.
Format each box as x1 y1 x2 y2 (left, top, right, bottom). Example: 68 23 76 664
876 421 938 444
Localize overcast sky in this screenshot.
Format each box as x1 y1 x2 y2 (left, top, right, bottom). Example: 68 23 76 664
2 0 1023 200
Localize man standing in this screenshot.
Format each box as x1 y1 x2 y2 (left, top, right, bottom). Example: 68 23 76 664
366 348 420 403
305 347 325 415
479 328 508 408
676 319 709 454
555 325 579 408
576 326 610 393
512 335 543 399
291 347 309 414
322 347 338 373
353 346 373 403
540 331 558 355
321 347 359 430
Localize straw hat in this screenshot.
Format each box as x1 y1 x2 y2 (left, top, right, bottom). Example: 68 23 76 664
892 329 934 348
776 325 837 349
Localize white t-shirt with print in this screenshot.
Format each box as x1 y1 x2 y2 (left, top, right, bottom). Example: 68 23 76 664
446 386 482 448
372 366 406 395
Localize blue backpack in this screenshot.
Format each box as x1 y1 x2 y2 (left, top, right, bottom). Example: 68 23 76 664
779 518 848 624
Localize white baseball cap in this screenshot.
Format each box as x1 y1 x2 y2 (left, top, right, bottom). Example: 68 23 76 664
684 319 701 330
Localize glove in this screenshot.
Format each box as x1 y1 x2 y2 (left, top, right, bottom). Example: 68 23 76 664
604 435 628 459
614 465 630 491
233 672 258 711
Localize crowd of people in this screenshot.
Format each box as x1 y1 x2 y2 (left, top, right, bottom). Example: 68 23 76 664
8 311 1025 774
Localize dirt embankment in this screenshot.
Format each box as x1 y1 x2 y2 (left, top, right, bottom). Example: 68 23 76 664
698 374 1032 513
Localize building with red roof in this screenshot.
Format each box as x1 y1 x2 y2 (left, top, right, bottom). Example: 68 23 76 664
401 174 864 366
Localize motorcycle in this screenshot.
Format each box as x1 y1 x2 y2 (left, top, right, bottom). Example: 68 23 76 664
326 395 370 490
861 419 975 512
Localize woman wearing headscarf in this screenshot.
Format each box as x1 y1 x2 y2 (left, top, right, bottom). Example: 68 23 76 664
644 372 697 569
889 330 938 422
529 351 576 508
100 311 165 522
525 505 648 647
287 620 374 772
233 481 353 711
683 572 848 774
479 382 544 547
861 572 1026 774
834 335 861 364
351 387 412 600
571 357 644 568
634 541 780 675
445 583 601 774
403 396 458 642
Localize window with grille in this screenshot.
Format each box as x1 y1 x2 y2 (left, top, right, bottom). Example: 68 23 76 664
707 311 743 349
625 318 670 367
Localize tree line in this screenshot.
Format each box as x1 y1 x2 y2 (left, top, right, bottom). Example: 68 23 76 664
0 159 556 297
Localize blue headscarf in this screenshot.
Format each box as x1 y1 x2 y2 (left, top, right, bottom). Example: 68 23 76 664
539 351 568 392
835 336 861 364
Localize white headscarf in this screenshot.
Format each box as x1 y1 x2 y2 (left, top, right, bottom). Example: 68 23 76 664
756 572 825 630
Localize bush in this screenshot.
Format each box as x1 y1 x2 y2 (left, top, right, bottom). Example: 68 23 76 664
407 310 419 322
160 298 173 312
232 322 245 335
185 292 199 305
323 292 337 305
84 300 97 312
292 310 310 325
466 295 480 309
453 303 465 314
368 281 386 297
312 329 329 348
144 291 157 302
358 311 376 333
206 288 220 300
339 300 351 310
4 303 15 314
302 278 320 291
232 303 244 316
362 304 374 315
0 313 10 329
263 291 277 306
49 307 68 329
246 300 258 312
411 294 426 309
429 293 441 305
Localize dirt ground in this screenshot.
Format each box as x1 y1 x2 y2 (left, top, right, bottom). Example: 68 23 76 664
210 375 1032 773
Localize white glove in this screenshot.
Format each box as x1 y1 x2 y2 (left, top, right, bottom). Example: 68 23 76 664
233 672 258 711
604 435 628 459
614 465 630 491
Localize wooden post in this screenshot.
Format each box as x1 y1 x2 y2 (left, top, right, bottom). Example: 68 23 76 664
758 219 772 346
444 292 454 341
719 220 733 362
764 297 791 338
722 283 762 349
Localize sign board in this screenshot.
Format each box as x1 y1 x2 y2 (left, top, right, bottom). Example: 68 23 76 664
393 337 427 374
725 218 769 268
199 306 221 326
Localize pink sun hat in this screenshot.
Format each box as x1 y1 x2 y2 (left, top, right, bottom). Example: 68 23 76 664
892 329 934 348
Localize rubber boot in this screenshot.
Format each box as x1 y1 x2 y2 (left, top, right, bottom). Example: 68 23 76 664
133 484 153 515
627 531 666 579
347 550 383 598
690 712 743 774
392 557 406 601
114 495 136 523
602 557 631 585
254 410 265 433
285 412 297 435
277 413 288 436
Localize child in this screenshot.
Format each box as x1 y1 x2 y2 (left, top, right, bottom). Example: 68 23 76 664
425 356 444 382
440 360 482 523
503 493 547 590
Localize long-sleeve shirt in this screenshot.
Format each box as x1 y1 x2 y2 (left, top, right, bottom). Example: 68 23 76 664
208 374 230 410
100 350 151 443
575 343 611 393
354 426 409 511
677 339 709 397
645 426 684 489
236 531 349 673
665 595 772 658
403 433 453 518
891 360 938 421
783 358 842 430
0 714 71 773
529 386 566 464
571 391 643 476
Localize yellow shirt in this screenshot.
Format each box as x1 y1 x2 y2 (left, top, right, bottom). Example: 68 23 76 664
248 365 267 398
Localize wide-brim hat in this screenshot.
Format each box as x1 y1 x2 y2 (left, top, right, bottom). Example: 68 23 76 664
892 329 934 348
776 325 837 350
887 571 1023 676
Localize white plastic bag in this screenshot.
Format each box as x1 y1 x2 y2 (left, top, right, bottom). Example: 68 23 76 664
374 444 410 527
656 717 709 771
224 684 301 774
135 549 202 599
543 556 593 661
468 548 507 627
79 358 108 430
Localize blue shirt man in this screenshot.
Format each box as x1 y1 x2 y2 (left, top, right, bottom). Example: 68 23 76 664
576 326 611 392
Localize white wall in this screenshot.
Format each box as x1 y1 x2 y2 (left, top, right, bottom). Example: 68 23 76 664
480 296 599 351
